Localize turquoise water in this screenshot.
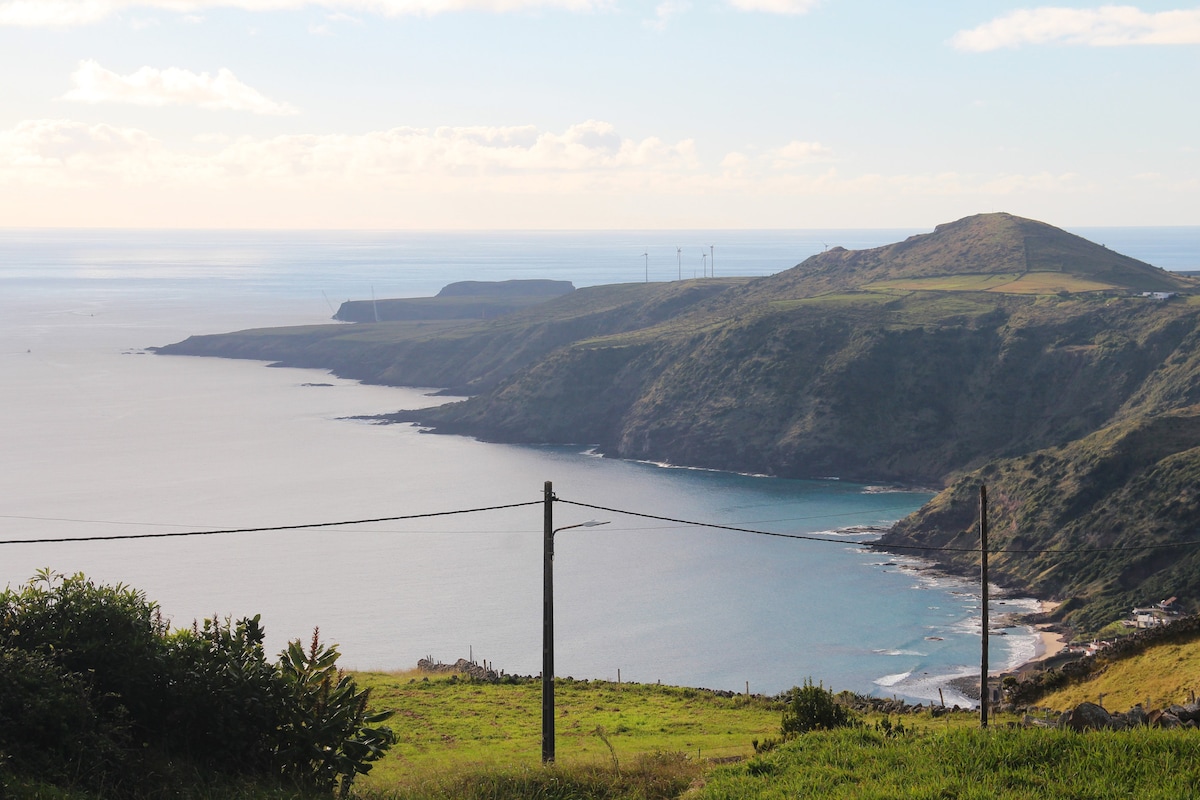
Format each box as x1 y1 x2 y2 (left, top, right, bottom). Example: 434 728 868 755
3 227 1196 701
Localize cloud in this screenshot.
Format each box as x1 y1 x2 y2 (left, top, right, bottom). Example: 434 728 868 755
715 140 831 175
645 0 688 29
724 0 818 14
0 0 610 26
0 1 113 25
62 60 298 115
769 140 832 168
0 118 697 190
0 119 164 187
952 5 1200 51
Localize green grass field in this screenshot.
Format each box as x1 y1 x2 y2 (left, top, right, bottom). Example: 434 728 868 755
1037 639 1200 712
697 726 1200 800
864 271 1119 294
354 672 783 788
349 672 1200 800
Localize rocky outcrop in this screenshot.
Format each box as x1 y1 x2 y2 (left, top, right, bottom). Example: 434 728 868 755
416 657 499 682
1047 700 1200 731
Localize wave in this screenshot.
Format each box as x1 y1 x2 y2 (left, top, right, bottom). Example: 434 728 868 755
874 671 912 687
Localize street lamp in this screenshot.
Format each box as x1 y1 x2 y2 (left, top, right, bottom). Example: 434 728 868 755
542 480 609 763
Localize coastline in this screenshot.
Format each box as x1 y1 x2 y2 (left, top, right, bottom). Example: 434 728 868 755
1011 601 1068 674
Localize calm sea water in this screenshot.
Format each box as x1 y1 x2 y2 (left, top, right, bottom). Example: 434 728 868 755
2 226 1197 703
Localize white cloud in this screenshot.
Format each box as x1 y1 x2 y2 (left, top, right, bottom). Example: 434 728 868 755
0 0 609 26
7 119 1189 226
0 118 697 190
725 0 818 14
952 5 1200 51
0 119 164 187
769 140 832 167
645 0 688 29
0 1 113 25
714 140 831 175
62 60 298 115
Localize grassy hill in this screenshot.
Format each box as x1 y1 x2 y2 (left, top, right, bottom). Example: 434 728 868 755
157 213 1200 631
1038 637 1200 712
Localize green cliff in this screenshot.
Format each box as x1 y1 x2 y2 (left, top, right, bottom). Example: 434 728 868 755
157 213 1200 629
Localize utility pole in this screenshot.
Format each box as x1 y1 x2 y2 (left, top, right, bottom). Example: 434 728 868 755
541 482 607 764
980 484 989 729
542 481 555 763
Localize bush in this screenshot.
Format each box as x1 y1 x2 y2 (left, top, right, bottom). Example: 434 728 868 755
163 614 286 774
0 647 119 783
780 678 858 737
0 569 169 730
276 630 396 798
0 571 395 797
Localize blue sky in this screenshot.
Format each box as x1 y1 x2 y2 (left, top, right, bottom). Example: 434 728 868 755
1 1 1197 228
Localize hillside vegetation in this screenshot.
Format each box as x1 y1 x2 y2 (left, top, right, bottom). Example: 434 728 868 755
157 213 1200 631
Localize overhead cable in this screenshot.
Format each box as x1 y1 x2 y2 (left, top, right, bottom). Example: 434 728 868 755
555 497 1200 555
0 501 542 546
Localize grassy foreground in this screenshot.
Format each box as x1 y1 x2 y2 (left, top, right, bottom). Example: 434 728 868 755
697 727 1200 800
353 672 782 787
347 672 1200 800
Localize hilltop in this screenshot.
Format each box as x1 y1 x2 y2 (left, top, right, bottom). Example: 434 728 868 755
157 213 1200 631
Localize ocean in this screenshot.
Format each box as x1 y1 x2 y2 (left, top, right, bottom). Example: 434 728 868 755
3 226 1197 704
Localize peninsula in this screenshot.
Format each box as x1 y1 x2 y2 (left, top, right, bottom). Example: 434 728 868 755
157 213 1200 632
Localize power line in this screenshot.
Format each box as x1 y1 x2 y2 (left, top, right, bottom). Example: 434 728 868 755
0 501 542 546
555 497 1200 555
5 492 1199 556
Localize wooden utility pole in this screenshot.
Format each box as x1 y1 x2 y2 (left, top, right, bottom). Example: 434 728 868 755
542 481 555 763
980 484 990 729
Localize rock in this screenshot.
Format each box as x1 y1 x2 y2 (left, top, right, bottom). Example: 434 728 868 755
1022 714 1056 729
1125 705 1148 727
1152 711 1183 729
1173 702 1200 723
1064 702 1112 732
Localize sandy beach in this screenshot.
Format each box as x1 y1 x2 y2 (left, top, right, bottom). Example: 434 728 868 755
1017 601 1068 672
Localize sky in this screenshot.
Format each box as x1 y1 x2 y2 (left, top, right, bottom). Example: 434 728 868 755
1 1 1197 229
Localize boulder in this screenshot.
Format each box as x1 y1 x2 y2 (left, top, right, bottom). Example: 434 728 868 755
1125 705 1148 727
1151 711 1183 729
1173 702 1200 723
1064 702 1112 732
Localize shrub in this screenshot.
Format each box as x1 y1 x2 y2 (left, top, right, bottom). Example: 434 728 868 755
780 678 858 737
276 629 396 798
163 614 286 774
0 571 396 797
0 647 119 783
0 569 169 731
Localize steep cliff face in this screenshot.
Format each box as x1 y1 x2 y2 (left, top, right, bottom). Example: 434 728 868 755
879 410 1200 631
416 292 1200 485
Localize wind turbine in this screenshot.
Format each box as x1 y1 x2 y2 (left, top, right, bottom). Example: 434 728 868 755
701 252 707 277
642 251 649 283
709 245 715 278
676 246 682 281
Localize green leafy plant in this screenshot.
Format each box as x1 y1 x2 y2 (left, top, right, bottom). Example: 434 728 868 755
276 629 396 798
0 572 397 798
164 614 285 774
780 678 857 737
